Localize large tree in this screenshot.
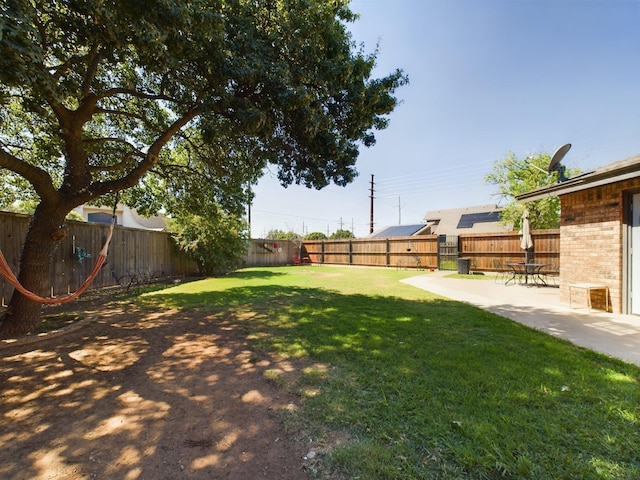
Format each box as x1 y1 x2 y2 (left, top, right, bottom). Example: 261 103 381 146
485 151 580 230
0 0 407 337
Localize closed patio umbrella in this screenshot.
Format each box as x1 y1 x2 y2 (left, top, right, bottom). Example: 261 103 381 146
520 209 533 262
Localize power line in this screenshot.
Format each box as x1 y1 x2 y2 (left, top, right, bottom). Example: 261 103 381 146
252 160 499 236
374 164 491 203
375 161 488 186
378 166 487 186
251 209 338 224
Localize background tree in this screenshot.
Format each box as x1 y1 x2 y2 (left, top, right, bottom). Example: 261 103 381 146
265 229 302 241
485 151 580 230
0 0 407 336
330 229 354 239
168 210 248 276
150 135 257 276
305 231 328 240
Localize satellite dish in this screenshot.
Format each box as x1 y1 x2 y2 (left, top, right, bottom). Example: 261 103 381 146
548 143 571 181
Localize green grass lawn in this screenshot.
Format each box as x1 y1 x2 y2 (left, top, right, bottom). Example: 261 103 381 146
142 266 639 479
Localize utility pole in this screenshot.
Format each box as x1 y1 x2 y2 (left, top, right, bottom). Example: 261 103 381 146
396 196 402 225
369 174 375 234
247 183 252 237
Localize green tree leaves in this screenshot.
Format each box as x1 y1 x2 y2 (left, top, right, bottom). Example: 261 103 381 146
168 209 248 276
305 231 328 240
330 229 354 239
485 151 580 230
1 0 407 210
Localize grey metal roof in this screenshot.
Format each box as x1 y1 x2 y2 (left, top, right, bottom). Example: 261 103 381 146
517 153 640 203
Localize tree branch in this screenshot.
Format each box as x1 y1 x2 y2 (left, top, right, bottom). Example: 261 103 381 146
88 149 146 173
97 88 179 103
82 45 103 97
94 107 149 123
93 107 168 135
0 148 57 201
88 107 202 197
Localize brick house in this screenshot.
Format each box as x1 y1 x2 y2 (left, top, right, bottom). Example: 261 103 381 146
518 154 640 314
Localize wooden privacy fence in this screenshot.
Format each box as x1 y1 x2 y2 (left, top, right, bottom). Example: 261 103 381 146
245 239 301 267
0 211 303 303
1 209 559 304
0 211 198 303
302 229 560 272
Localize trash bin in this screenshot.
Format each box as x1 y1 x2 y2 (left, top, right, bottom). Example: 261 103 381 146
457 258 470 275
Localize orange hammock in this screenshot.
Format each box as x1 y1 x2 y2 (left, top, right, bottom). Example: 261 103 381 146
0 224 114 305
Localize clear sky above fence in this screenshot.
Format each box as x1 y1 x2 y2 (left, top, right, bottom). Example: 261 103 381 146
250 0 640 239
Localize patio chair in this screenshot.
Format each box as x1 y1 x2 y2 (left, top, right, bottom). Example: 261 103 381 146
539 265 560 287
492 259 509 284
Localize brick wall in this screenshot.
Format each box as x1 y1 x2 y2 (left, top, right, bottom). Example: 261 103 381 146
560 179 640 312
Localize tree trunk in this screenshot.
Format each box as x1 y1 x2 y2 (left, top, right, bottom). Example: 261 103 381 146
0 206 67 338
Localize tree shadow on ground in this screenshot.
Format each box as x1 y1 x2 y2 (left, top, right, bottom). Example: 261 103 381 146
223 269 287 280
0 301 311 480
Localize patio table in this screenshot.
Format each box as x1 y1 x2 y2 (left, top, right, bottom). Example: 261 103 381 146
506 262 548 286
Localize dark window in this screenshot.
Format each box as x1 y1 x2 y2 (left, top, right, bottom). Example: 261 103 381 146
87 212 116 225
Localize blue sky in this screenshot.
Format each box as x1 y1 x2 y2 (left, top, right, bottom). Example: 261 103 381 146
250 0 640 238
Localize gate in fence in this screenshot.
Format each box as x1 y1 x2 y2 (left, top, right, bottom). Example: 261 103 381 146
437 235 459 270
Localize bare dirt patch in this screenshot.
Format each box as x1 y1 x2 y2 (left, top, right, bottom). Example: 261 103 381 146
0 292 314 480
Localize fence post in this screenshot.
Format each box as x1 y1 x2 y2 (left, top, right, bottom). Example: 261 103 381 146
386 238 390 267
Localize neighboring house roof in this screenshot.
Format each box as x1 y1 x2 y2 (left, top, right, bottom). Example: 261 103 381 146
423 204 507 235
369 205 508 238
368 224 430 238
74 204 167 231
517 153 640 203
128 208 167 230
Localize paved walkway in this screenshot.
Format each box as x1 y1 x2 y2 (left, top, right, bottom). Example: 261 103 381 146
402 270 640 367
